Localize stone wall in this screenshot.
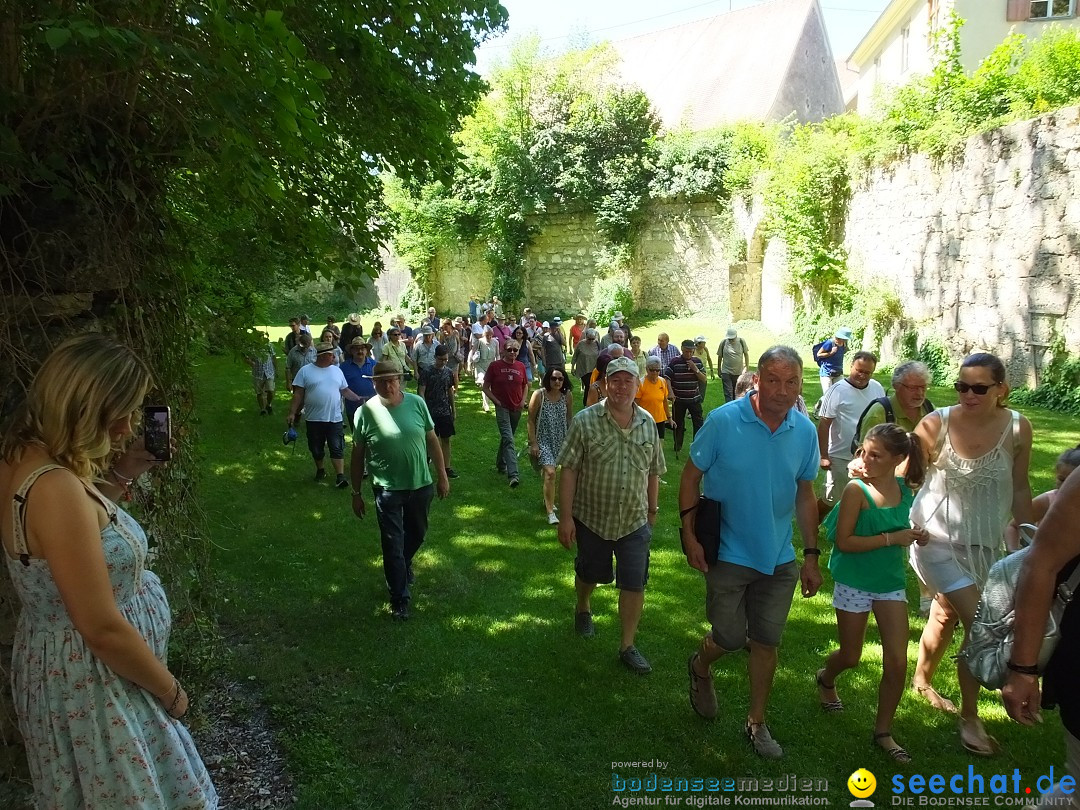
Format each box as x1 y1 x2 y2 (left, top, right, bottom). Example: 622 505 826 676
428 198 758 321
844 105 1080 385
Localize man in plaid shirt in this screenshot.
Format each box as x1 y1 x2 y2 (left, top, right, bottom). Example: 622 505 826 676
557 356 666 675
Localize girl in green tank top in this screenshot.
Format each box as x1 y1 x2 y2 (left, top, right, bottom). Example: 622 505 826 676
816 424 928 764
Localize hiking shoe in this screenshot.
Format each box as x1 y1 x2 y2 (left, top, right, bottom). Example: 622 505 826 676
335 474 349 489
746 721 784 759
547 511 559 525
620 645 652 675
509 476 520 489
314 468 327 482
445 467 459 479
688 653 717 720
575 611 594 638
391 602 410 621
266 405 273 415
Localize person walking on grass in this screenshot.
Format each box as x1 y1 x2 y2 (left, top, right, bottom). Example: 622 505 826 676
557 356 665 675
572 328 600 410
286 330 315 389
483 340 529 488
287 342 364 488
679 346 821 760
528 367 573 525
423 345 459 480
247 331 277 416
351 360 450 621
665 339 706 459
719 327 750 403
815 327 852 395
817 424 928 764
341 339 375 428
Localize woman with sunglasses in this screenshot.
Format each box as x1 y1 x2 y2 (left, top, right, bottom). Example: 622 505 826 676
908 352 1033 756
527 367 574 524
368 321 387 361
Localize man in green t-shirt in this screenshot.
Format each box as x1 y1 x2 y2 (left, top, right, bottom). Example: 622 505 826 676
856 360 934 441
351 360 450 620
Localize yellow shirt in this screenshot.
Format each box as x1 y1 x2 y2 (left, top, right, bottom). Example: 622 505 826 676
635 376 671 424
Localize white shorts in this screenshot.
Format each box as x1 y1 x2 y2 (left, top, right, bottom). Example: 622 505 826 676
832 581 907 613
910 540 998 594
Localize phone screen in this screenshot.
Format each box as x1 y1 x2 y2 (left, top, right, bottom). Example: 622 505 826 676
143 406 172 461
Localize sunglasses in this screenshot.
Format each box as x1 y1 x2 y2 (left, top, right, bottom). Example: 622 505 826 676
953 381 997 395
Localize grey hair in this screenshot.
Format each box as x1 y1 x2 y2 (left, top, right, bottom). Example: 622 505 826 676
758 345 803 371
645 356 662 369
891 360 930 388
584 328 598 340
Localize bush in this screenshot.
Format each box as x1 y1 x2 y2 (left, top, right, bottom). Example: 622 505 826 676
587 276 634 325
1011 338 1080 415
900 331 953 385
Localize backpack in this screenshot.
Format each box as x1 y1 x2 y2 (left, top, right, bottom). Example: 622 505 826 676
849 395 935 455
812 340 828 367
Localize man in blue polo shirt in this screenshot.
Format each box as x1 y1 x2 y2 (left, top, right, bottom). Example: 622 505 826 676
677 345 821 760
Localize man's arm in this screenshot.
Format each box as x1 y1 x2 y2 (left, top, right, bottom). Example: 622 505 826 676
693 359 707 382
817 417 833 468
426 429 450 498
741 340 750 368
481 371 501 408
557 466 578 549
1002 468 1080 725
287 386 306 424
646 474 659 527
341 387 362 402
796 479 822 597
678 460 708 572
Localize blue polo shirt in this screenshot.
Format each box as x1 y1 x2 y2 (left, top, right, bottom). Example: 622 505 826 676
689 395 819 574
818 339 846 377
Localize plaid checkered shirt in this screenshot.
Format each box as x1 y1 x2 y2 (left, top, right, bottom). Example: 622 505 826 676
557 400 666 540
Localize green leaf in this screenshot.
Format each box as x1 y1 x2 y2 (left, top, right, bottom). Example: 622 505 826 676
45 27 72 50
286 35 307 61
307 61 332 81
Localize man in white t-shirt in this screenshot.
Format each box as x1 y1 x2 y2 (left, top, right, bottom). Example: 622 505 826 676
816 350 885 516
287 342 363 488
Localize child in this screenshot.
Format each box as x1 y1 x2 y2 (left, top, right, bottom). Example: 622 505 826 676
1004 443 1080 548
816 423 928 763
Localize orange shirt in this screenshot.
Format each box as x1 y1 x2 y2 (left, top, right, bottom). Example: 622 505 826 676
635 375 670 424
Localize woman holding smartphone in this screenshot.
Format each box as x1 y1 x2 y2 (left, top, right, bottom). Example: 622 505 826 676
0 334 217 808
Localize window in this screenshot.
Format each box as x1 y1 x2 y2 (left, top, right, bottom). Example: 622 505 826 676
900 25 911 73
1029 0 1075 19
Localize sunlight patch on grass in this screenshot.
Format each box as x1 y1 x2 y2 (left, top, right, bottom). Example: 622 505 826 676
208 463 259 482
474 559 506 574
452 504 488 519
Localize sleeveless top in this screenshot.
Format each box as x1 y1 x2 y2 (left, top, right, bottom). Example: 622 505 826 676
6 464 218 809
535 393 569 467
909 407 1019 549
824 477 915 593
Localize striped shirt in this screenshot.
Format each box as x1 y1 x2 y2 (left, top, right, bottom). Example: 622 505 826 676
665 356 704 401
557 401 666 540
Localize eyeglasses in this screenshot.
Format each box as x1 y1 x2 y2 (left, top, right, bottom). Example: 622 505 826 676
896 382 928 392
953 382 997 395
550 374 564 380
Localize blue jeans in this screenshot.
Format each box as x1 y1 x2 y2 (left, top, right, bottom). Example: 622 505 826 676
494 406 522 479
374 484 434 607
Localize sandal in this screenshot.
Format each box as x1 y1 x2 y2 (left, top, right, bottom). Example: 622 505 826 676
959 718 999 757
912 683 958 714
816 669 844 713
873 731 912 763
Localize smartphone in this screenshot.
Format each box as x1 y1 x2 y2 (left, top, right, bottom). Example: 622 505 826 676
143 405 172 462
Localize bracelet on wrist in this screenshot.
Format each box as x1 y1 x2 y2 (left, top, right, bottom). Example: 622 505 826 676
884 532 890 547
111 468 134 485
1006 661 1040 675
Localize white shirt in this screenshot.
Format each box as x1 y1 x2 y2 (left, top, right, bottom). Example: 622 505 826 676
819 378 885 459
292 363 348 423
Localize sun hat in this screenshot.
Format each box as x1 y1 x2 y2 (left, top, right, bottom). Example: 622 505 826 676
726 327 738 339
348 337 372 350
552 316 562 325
606 356 639 378
282 426 298 446
612 311 624 320
347 313 362 326
681 339 696 349
315 341 335 355
835 327 854 341
695 335 707 343
364 360 405 380
420 325 435 335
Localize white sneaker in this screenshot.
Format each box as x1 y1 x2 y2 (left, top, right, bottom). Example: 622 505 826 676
547 511 559 525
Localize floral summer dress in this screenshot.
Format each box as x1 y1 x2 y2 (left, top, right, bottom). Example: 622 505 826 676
6 465 218 810
536 393 569 467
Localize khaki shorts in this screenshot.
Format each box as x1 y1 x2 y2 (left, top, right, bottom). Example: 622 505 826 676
253 376 275 396
705 559 799 649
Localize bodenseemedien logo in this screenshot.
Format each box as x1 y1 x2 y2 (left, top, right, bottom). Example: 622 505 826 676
849 768 877 808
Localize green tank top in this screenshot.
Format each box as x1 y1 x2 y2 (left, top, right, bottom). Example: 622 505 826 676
824 478 914 593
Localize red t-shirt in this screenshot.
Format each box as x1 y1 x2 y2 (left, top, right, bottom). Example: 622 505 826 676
569 324 583 349
486 358 528 410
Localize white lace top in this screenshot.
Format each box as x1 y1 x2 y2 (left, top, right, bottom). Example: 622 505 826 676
910 406 1019 550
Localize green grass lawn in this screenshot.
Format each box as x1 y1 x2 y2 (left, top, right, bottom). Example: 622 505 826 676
196 326 1075 809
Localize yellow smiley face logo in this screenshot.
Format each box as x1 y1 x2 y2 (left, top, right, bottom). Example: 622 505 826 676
848 768 877 799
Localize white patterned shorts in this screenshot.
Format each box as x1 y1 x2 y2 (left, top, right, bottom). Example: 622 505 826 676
832 581 907 613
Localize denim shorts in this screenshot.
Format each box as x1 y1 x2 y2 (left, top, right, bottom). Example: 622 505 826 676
704 559 799 649
574 519 651 592
305 420 345 460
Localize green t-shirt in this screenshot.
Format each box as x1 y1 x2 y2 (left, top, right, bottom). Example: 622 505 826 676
353 393 434 491
857 394 920 441
824 478 914 593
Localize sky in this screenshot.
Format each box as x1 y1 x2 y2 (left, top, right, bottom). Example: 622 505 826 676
473 0 892 74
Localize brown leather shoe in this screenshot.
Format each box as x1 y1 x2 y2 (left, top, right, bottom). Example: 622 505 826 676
688 653 717 719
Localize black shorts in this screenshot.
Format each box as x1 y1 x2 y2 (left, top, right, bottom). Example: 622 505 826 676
573 519 651 592
305 421 345 460
432 413 456 439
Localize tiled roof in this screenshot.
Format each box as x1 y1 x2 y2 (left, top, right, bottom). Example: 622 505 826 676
611 0 829 129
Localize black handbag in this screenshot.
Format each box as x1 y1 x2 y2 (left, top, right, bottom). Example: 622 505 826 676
680 495 721 566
